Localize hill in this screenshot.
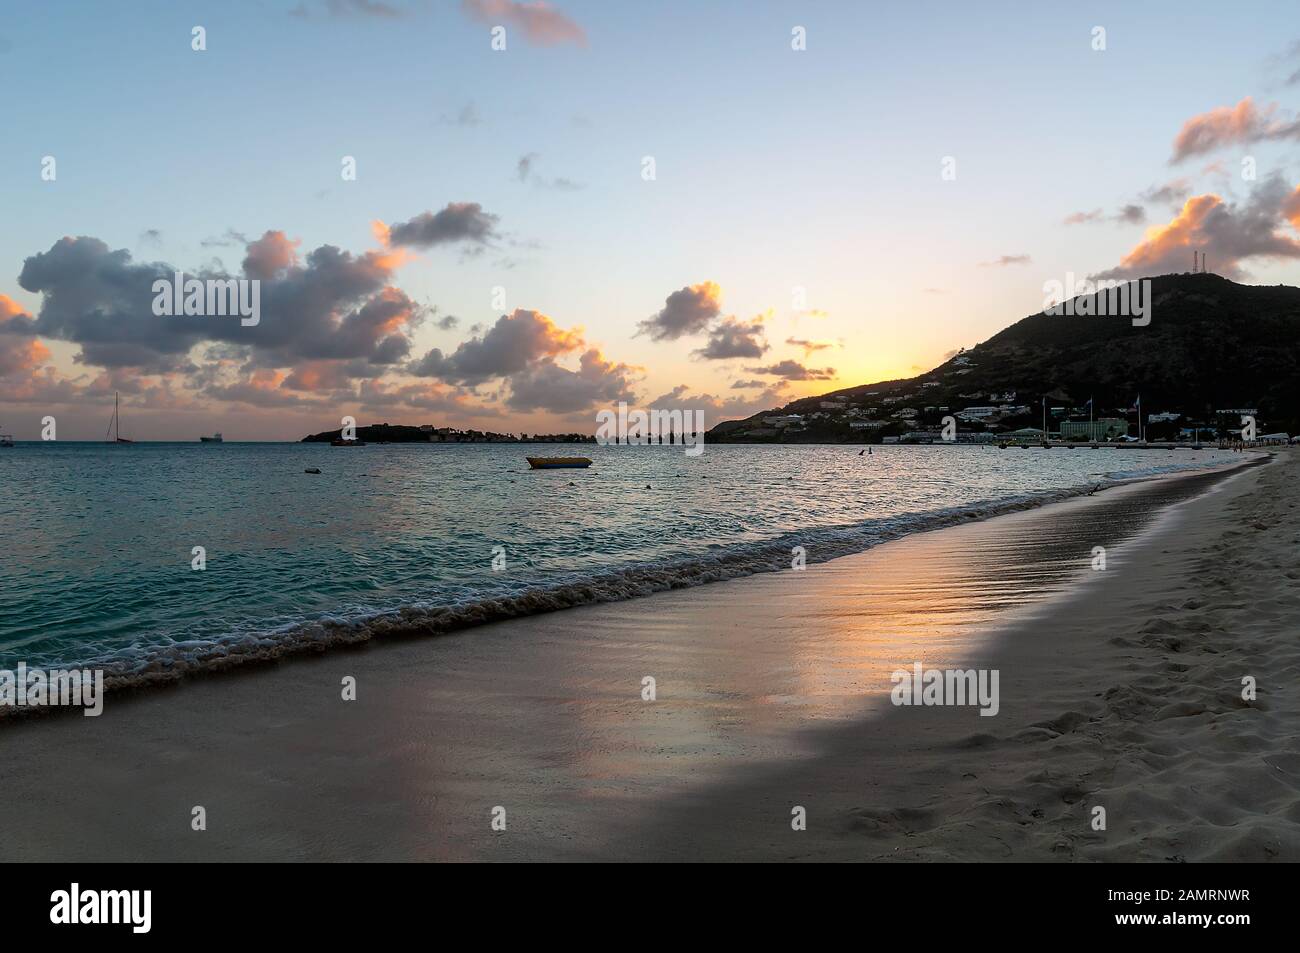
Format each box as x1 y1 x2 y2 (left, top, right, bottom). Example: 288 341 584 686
709 273 1300 442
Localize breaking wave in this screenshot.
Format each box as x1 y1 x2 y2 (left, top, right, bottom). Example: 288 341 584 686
85 465 1232 694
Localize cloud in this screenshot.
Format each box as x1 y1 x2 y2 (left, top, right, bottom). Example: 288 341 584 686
327 0 404 17
693 315 768 360
979 254 1031 267
516 153 537 182
515 153 583 191
1094 176 1300 280
461 0 586 47
0 294 38 335
435 313 460 330
743 359 835 381
1283 41 1300 86
0 336 51 377
201 229 250 249
357 378 486 416
635 281 722 341
242 230 300 280
785 337 835 356
730 379 766 389
1064 209 1103 226
649 382 791 421
16 230 424 374
1115 204 1146 225
505 348 639 414
1141 179 1192 208
409 308 583 385
1284 184 1300 229
1065 205 1146 226
1170 97 1300 163
378 202 500 249
205 368 318 408
440 102 481 127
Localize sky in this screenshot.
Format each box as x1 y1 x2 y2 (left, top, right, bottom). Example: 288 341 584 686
2 0 1300 440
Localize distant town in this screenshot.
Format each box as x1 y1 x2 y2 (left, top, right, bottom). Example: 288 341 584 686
712 365 1290 447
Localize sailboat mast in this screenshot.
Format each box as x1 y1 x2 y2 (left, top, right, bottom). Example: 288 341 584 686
115 392 119 442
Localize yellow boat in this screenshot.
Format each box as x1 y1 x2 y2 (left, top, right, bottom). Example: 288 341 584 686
527 456 592 469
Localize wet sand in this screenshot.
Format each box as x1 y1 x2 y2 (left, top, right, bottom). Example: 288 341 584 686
1 452 1292 861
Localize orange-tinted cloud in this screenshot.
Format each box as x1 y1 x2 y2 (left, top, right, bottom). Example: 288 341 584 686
0 294 28 322
1284 184 1300 230
0 337 51 376
1095 177 1300 280
241 230 300 280
409 308 584 385
461 0 586 47
505 347 640 414
1170 97 1300 163
636 281 723 341
0 294 38 335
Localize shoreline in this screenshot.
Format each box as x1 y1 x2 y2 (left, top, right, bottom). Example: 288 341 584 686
0 452 1288 860
1 452 1258 706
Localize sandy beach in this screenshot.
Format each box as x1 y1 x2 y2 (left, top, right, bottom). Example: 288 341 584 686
1 450 1294 862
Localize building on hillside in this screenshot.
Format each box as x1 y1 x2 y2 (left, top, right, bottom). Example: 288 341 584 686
1060 418 1128 441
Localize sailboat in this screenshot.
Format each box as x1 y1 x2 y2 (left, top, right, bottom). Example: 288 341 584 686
106 392 134 444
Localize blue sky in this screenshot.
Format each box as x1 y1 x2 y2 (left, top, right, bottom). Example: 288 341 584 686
2 1 1300 438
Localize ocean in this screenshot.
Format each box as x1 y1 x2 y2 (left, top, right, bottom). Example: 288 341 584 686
0 441 1237 683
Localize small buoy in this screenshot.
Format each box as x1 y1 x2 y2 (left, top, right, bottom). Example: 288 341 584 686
568 481 576 486
305 467 322 474
645 484 652 489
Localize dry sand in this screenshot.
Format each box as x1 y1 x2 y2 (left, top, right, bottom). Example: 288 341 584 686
1 450 1294 861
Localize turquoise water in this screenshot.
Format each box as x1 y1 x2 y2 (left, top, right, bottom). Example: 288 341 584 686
0 441 1237 680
